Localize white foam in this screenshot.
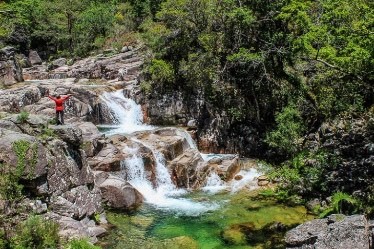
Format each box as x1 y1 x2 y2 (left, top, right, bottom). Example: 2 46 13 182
99 90 154 134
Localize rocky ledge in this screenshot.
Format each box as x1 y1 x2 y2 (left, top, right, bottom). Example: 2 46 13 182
285 214 374 249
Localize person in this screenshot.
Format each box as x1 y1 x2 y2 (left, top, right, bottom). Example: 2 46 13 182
47 91 73 125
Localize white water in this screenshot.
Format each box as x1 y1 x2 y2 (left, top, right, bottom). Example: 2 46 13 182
99 90 153 134
100 90 260 215
122 143 218 216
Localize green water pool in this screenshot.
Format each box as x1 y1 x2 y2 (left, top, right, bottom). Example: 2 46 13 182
99 190 314 249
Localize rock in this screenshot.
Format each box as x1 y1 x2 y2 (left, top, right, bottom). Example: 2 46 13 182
99 175 143 210
234 175 243 180
0 128 48 181
187 119 197 128
47 139 94 195
29 50 43 65
163 236 199 249
29 200 48 214
121 46 130 53
258 180 269 186
169 148 205 188
77 122 104 157
0 46 23 86
51 124 83 146
214 156 240 181
88 142 124 171
50 185 102 219
49 58 67 69
257 175 270 186
46 213 106 244
285 215 371 249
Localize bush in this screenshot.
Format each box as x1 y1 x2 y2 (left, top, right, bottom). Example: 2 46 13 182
10 215 60 249
65 239 101 249
16 111 29 123
319 192 359 218
265 104 305 156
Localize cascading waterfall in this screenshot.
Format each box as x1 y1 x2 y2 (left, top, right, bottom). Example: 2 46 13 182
100 90 260 215
122 141 219 215
99 90 153 134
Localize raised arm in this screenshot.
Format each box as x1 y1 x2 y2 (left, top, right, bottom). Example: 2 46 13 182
62 94 72 101
48 95 57 101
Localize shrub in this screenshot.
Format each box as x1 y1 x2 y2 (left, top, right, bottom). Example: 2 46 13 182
319 192 359 218
10 215 60 249
265 104 305 156
16 111 29 123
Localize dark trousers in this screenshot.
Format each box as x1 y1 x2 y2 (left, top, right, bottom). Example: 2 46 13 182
55 110 64 125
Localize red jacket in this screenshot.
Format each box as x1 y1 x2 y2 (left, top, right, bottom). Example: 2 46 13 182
48 95 71 111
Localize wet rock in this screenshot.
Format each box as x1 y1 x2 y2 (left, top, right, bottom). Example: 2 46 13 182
285 215 371 249
169 148 205 188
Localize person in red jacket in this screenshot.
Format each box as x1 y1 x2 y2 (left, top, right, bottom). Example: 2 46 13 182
47 92 73 125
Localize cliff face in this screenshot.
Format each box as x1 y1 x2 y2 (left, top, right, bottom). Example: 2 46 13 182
139 89 266 157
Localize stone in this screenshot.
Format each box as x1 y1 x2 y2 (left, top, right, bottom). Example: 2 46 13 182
50 58 67 69
0 128 48 181
169 148 205 188
29 50 42 65
51 124 83 146
99 175 144 210
285 215 371 249
0 46 23 86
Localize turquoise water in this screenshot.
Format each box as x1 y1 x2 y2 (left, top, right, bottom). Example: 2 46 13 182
99 190 314 249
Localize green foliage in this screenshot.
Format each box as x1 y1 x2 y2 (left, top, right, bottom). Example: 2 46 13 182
16 110 29 123
10 215 60 249
266 104 305 155
148 59 175 85
319 192 359 218
65 239 101 249
73 2 115 56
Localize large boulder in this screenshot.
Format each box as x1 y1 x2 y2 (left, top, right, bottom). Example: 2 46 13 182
97 173 143 210
169 148 206 189
0 128 48 181
285 215 372 249
0 46 23 86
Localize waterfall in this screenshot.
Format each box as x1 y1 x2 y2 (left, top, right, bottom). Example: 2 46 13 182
100 90 259 215
176 129 197 150
202 168 260 194
99 90 153 134
122 141 219 216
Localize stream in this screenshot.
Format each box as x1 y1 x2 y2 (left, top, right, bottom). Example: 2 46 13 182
97 90 313 249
